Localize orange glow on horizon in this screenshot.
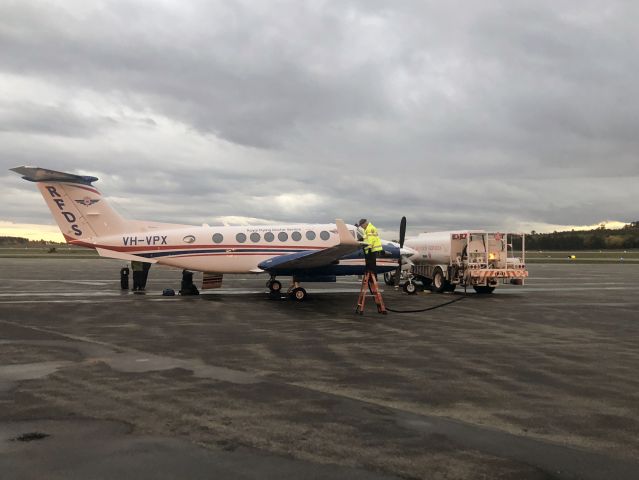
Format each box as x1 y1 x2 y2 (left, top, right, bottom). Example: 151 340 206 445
0 221 65 242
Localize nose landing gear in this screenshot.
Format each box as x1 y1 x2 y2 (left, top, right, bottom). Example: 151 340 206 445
403 281 417 294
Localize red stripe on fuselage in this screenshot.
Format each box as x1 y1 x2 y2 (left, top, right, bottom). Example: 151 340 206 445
63 235 95 248
95 244 326 253
63 235 327 253
169 252 288 258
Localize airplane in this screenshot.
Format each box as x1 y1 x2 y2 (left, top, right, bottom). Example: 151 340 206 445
11 166 414 301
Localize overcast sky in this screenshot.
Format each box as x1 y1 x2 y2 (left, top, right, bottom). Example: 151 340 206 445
1 0 637 240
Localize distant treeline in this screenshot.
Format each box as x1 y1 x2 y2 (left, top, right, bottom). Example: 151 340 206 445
4 224 639 250
0 236 63 246
515 222 639 250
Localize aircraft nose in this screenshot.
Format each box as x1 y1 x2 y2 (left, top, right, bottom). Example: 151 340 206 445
400 246 417 258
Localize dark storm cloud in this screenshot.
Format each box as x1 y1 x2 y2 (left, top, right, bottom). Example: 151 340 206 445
0 1 390 148
1 0 638 234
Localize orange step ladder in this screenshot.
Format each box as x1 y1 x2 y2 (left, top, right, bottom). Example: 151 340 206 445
355 271 387 315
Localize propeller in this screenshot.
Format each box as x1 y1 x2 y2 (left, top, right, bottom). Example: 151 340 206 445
394 216 407 286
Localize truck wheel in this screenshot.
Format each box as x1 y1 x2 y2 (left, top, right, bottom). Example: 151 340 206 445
473 286 495 294
431 268 446 293
383 272 396 286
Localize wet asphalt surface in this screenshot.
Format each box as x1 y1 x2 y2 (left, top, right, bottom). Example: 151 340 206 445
0 258 638 479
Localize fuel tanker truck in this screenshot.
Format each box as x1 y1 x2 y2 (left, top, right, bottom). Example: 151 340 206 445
386 231 528 294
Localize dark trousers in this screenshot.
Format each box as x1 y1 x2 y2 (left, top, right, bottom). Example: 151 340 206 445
132 271 144 290
365 250 379 273
142 262 151 287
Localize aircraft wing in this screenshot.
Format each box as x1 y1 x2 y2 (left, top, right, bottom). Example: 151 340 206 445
258 219 362 271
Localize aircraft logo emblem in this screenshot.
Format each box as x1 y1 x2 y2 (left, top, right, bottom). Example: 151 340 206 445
76 197 100 206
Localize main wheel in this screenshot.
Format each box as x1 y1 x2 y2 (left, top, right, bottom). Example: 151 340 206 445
290 287 307 301
403 282 417 295
268 280 282 293
431 268 446 293
473 285 495 294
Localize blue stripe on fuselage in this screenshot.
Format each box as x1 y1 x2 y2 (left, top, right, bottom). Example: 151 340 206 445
135 247 305 259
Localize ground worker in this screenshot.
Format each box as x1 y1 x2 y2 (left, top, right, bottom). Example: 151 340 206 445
358 218 383 272
131 260 145 291
179 269 199 295
141 262 151 290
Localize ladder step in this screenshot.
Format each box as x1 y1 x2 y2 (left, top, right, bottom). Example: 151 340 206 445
356 271 387 314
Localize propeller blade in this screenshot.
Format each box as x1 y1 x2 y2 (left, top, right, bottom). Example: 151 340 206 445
394 216 407 287
399 216 406 248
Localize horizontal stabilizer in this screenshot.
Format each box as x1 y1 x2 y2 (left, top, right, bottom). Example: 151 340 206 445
11 166 98 185
96 247 158 263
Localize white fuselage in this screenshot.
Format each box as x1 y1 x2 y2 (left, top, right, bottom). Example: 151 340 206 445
93 223 397 273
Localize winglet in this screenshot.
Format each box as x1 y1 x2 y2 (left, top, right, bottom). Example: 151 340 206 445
335 219 360 246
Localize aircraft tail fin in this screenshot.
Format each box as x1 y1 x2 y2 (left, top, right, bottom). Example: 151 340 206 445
11 166 131 242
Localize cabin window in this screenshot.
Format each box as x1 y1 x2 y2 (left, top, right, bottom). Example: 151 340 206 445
236 233 247 243
183 235 196 244
305 230 316 240
320 230 330 241
291 231 302 241
278 231 288 242
212 233 223 244
264 232 274 242
250 232 260 242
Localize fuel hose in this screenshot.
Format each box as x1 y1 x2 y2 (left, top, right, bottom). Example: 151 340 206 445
384 294 466 313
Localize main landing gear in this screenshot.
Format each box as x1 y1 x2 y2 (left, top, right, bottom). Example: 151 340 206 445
267 276 307 301
288 284 307 301
266 277 282 293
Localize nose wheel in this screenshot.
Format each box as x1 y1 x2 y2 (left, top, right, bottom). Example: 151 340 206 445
403 281 417 295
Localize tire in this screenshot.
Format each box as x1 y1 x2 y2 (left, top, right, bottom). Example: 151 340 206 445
445 283 456 293
384 272 396 286
403 282 417 295
291 287 307 301
473 285 495 294
420 277 432 288
268 280 282 293
431 268 446 293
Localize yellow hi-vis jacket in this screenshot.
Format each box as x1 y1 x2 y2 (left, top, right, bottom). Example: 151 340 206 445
363 222 383 254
